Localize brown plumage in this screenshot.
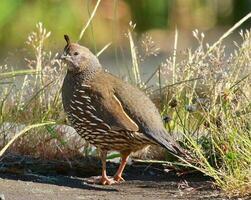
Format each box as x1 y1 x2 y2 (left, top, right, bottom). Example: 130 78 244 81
61 35 187 185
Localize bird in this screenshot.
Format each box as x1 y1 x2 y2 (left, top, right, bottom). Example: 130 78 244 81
61 35 188 185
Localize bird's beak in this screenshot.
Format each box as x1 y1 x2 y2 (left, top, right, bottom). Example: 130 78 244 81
60 54 67 60
60 54 73 63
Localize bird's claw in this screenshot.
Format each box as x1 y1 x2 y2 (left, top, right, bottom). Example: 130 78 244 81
100 176 117 185
113 175 125 182
86 176 117 185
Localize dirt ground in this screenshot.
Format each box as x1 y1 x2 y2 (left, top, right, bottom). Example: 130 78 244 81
0 155 245 200
0 155 251 200
0 174 224 200
0 176 223 200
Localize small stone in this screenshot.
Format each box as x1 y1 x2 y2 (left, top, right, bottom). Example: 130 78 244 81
0 194 5 200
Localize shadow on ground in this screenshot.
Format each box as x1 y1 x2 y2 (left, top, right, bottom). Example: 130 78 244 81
0 154 228 200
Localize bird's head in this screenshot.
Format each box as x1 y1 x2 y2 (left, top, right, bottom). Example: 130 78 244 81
61 35 101 73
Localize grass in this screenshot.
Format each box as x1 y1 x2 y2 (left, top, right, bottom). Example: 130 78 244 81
127 13 251 197
167 29 250 196
0 5 250 198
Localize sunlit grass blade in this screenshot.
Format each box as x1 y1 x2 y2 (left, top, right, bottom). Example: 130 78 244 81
204 12 251 58
0 121 56 157
0 69 37 79
128 30 141 86
96 42 112 57
78 0 101 41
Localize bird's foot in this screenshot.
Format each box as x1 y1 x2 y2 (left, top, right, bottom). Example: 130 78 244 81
86 176 117 185
100 176 116 185
113 175 125 183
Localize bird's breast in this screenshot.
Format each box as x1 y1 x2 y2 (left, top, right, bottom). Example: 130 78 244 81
66 84 111 138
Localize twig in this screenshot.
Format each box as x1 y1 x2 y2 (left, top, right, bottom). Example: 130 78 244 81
132 158 191 168
144 64 161 86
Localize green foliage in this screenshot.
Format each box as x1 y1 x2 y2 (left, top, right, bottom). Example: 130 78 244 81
0 0 22 28
126 0 171 32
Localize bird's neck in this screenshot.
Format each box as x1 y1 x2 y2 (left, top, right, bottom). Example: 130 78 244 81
67 64 102 84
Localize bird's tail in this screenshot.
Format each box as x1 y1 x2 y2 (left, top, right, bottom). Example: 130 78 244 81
148 129 195 163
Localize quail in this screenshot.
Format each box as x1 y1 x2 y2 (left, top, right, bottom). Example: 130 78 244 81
61 35 187 185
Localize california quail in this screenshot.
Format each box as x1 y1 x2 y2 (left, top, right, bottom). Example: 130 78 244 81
61 35 187 185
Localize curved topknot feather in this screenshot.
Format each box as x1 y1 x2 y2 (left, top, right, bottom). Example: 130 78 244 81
64 35 70 45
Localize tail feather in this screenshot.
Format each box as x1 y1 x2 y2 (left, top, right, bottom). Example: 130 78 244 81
146 129 193 162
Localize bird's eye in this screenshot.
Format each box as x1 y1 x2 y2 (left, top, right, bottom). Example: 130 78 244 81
73 52 79 56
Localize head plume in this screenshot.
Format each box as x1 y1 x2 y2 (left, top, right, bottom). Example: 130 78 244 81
64 35 71 46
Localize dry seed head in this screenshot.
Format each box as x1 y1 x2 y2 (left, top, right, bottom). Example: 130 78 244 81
140 34 160 59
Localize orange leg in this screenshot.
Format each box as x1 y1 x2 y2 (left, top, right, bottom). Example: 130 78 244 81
113 152 130 182
87 150 115 185
99 150 116 185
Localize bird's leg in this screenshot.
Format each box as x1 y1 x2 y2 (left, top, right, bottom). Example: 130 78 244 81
113 152 130 182
99 150 116 185
86 150 115 185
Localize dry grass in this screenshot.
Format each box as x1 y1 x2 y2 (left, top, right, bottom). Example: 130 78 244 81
122 14 251 197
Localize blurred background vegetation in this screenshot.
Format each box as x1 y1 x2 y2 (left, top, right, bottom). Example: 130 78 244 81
0 0 250 61
0 1 250 196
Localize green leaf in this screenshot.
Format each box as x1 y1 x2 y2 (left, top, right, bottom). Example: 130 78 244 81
106 153 121 160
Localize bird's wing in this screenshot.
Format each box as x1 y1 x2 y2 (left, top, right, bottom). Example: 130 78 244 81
112 78 186 156
85 83 139 132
